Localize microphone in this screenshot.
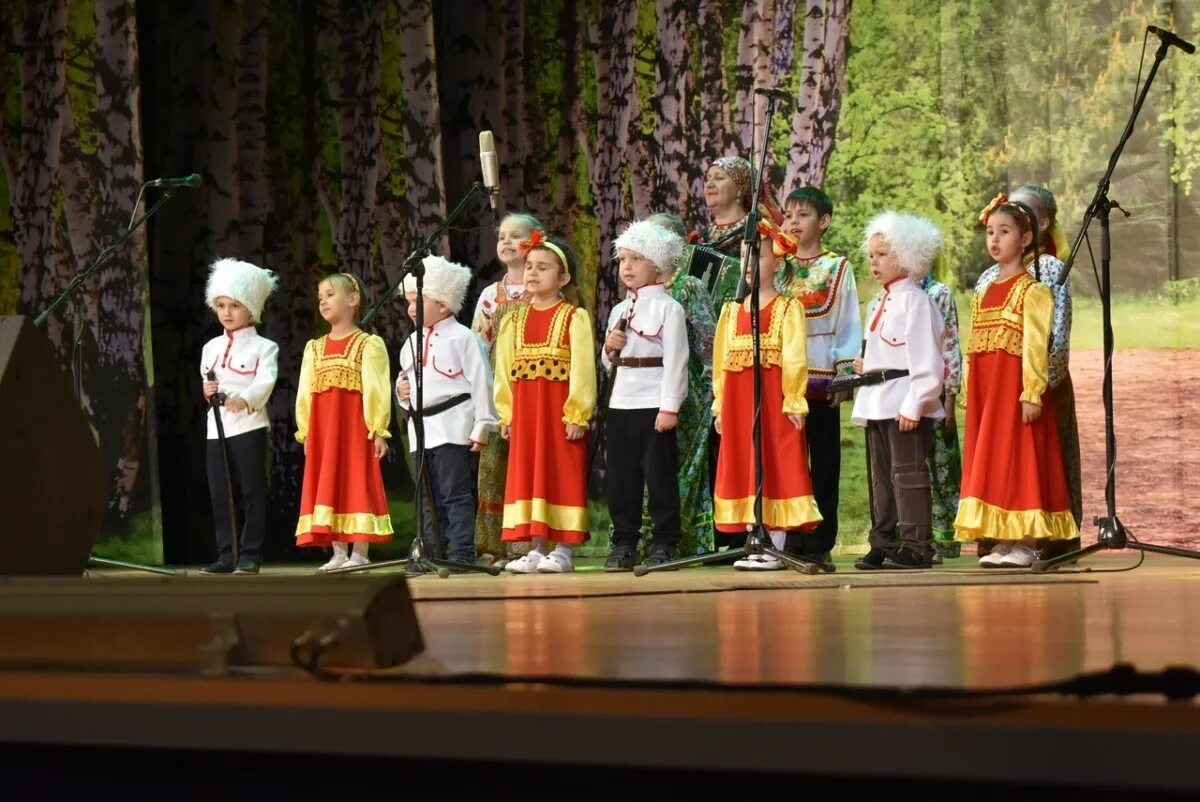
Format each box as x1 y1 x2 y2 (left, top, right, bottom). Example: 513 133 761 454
145 173 203 189
206 369 226 406
753 87 792 102
479 131 499 212
1148 25 1196 54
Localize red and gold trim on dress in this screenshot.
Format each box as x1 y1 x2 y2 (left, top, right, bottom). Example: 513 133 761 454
719 296 796 370
953 496 1077 542
714 494 823 532
310 331 369 394
966 275 1035 358
508 302 575 382
295 504 394 541
501 497 589 543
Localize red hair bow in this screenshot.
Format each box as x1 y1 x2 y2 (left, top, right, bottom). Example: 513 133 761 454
518 229 547 253
757 219 799 258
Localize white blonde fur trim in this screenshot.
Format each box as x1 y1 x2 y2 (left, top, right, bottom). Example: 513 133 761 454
206 258 278 322
400 254 472 314
613 220 685 273
862 211 943 278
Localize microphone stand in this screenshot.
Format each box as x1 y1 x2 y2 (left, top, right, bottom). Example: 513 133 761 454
205 371 240 567
33 188 184 577
1034 37 1200 572
637 92 824 576
333 182 501 578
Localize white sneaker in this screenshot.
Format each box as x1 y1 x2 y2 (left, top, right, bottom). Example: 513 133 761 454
505 551 544 574
318 553 349 572
537 549 575 573
344 553 369 568
979 542 1012 568
733 553 784 571
999 545 1038 568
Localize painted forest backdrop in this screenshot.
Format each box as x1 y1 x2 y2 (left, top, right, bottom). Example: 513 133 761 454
1 0 1197 562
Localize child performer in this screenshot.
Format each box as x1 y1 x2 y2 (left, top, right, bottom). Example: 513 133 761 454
600 220 689 571
646 212 716 556
396 255 497 571
850 212 946 570
955 196 1077 567
919 269 964 561
494 232 596 574
712 220 822 570
295 273 394 570
200 258 280 575
984 184 1082 534
471 212 541 567
775 187 862 566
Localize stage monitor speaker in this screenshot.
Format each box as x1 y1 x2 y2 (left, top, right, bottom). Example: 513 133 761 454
0 316 106 575
0 575 424 673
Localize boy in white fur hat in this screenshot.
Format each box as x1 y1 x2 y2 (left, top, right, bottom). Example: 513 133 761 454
396 254 497 571
600 220 689 571
200 258 280 575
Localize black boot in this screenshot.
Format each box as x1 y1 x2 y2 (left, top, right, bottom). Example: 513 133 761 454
853 547 889 571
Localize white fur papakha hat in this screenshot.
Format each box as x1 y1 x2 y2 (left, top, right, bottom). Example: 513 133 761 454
401 254 472 314
205 258 279 323
613 220 685 273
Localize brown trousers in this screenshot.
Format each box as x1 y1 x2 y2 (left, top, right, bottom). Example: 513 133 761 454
867 418 935 557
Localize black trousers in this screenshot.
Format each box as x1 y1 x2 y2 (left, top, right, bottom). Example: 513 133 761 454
605 408 681 549
418 443 477 561
206 428 269 563
866 418 934 557
786 399 840 556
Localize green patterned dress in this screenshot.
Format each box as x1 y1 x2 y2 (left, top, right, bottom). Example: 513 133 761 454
640 269 717 555
471 279 530 561
920 275 963 558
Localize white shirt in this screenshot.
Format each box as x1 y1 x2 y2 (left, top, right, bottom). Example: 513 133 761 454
200 326 279 439
851 276 945 425
600 283 688 413
396 316 496 450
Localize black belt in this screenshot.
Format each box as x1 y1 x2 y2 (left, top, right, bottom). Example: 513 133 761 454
408 393 471 419
828 369 910 394
611 356 664 368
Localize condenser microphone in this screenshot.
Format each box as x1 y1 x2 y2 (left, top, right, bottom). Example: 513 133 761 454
1148 25 1195 54
479 131 500 212
145 173 203 189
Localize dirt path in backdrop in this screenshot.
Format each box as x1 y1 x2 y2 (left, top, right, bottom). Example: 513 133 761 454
1072 349 1199 548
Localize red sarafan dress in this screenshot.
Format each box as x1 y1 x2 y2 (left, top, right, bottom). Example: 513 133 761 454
493 301 596 544
294 330 394 546
954 273 1076 541
712 295 822 533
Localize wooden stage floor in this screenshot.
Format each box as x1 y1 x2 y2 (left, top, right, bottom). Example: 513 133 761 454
4 550 1200 794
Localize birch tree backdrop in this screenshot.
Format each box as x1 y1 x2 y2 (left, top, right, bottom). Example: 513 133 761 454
0 0 1196 561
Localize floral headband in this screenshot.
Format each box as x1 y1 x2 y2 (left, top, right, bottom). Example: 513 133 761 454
757 219 799 258
519 229 570 278
979 193 1037 229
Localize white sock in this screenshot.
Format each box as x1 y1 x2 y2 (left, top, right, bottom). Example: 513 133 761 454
769 530 786 551
331 541 348 558
531 536 549 556
551 544 573 559
353 542 370 559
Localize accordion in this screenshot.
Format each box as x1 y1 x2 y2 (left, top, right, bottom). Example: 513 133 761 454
681 244 743 302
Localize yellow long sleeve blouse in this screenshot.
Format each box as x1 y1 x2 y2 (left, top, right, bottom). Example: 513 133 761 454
494 302 596 427
294 331 392 443
711 295 809 418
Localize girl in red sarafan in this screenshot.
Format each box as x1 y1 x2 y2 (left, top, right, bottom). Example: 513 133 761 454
494 232 596 575
294 273 394 571
712 220 822 570
954 196 1077 568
